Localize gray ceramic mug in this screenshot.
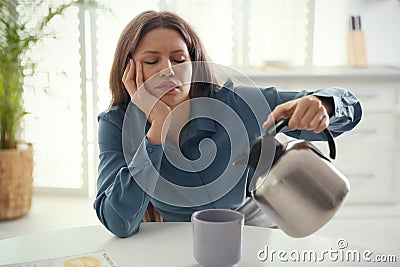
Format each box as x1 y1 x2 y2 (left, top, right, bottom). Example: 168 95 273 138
191 209 244 267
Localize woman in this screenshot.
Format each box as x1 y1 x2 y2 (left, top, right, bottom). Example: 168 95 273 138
95 10 362 238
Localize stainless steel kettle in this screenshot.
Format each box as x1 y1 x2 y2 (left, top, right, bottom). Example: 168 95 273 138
234 119 350 238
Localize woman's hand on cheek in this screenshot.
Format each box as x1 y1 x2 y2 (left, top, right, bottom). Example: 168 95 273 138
262 95 330 133
122 59 171 144
122 59 170 120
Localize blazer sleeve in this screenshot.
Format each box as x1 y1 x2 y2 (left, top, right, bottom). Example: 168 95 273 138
261 86 362 141
94 108 163 238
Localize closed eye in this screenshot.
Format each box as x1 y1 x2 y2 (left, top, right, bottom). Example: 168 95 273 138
143 60 158 65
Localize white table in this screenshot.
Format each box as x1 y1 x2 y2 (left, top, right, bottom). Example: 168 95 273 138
0 222 398 266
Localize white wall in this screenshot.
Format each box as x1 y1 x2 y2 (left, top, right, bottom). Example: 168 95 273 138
313 0 348 66
313 0 400 67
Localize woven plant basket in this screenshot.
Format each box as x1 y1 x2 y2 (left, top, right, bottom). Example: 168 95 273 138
0 144 33 220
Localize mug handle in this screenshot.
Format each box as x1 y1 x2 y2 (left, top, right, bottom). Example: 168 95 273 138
268 118 337 160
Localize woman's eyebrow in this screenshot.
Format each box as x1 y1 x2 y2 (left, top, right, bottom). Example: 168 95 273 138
141 51 160 55
139 49 187 58
141 49 186 55
170 49 186 54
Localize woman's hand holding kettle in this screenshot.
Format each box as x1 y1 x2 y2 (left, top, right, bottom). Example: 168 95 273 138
262 95 334 133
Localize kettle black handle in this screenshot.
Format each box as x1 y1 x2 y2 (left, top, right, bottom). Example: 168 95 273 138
268 118 336 160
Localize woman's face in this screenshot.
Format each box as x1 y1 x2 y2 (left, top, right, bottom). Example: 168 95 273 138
133 28 192 109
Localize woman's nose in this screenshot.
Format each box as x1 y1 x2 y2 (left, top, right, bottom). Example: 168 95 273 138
158 60 175 77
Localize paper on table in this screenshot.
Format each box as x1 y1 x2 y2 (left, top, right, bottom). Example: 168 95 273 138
0 250 117 267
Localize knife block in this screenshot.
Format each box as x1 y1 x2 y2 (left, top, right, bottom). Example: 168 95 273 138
347 31 367 67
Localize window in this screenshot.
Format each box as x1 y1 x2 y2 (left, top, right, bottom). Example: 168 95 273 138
247 0 312 67
22 6 85 193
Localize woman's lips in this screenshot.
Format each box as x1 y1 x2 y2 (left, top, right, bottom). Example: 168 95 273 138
156 81 179 95
156 81 179 92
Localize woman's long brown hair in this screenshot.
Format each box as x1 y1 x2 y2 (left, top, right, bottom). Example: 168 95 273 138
109 11 217 222
142 201 163 222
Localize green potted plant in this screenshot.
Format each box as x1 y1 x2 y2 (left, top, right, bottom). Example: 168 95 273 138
0 0 95 220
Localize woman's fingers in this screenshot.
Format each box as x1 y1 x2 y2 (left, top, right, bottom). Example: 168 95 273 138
123 59 161 120
131 61 154 113
262 101 295 128
290 97 329 131
128 59 136 82
288 101 309 130
136 60 144 89
293 96 322 130
314 115 329 133
309 111 325 130
122 59 137 98
122 61 129 81
262 96 330 133
131 61 162 117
